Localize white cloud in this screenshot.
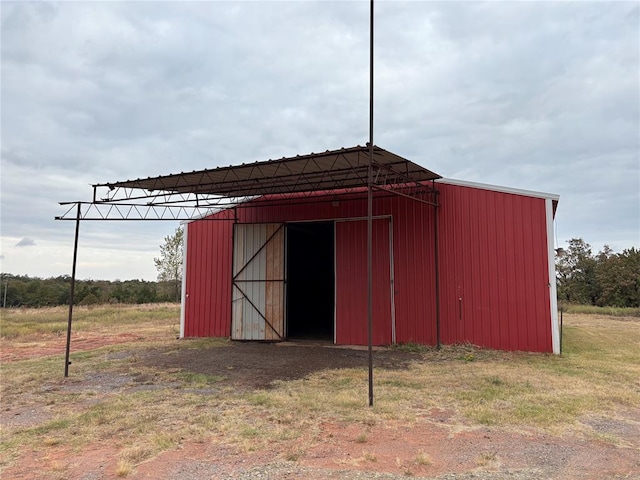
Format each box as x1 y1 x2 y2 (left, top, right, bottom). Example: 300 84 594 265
1 1 638 279
15 237 35 247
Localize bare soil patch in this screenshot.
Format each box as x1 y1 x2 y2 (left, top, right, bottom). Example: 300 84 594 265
6 411 639 479
138 341 421 389
0 332 145 362
2 312 639 479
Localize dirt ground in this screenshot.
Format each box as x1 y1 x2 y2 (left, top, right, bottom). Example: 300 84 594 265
141 340 422 389
2 334 640 479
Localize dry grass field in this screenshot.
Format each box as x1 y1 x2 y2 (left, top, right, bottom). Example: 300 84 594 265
1 304 639 479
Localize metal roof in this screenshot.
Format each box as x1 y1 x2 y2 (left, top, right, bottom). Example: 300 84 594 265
95 145 440 198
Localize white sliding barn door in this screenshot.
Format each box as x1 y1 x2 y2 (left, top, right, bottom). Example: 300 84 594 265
231 223 285 340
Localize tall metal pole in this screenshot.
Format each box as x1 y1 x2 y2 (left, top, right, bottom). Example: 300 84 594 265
434 197 441 349
64 203 81 378
367 0 375 407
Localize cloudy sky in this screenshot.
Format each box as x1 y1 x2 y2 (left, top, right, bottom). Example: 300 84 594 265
1 1 638 281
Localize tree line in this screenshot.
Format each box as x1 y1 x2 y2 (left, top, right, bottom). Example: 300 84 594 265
556 238 639 308
1 236 637 309
0 274 180 308
1 227 185 309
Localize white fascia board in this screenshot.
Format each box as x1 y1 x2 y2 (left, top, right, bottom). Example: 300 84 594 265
179 222 188 339
546 198 560 354
437 178 560 203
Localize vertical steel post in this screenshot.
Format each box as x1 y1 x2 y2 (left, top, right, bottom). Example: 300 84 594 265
367 0 375 407
559 308 563 356
64 203 81 378
434 198 441 349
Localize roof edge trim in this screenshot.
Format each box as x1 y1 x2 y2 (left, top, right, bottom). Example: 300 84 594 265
437 178 560 202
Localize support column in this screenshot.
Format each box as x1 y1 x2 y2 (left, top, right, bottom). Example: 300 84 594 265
367 0 375 407
434 197 441 349
64 203 81 377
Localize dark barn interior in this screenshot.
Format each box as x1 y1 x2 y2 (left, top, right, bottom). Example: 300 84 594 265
286 221 335 340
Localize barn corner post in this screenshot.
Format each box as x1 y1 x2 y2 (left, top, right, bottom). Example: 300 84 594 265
64 202 81 378
367 0 375 407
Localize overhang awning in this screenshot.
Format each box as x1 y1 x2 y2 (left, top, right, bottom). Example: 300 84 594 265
57 145 441 221
95 145 440 198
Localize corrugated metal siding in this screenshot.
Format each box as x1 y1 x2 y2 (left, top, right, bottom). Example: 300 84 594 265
184 185 553 353
184 217 233 337
185 192 440 342
184 194 440 342
437 183 552 352
388 196 437 345
335 219 392 345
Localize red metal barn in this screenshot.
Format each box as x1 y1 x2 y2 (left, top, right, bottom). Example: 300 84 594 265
180 178 560 354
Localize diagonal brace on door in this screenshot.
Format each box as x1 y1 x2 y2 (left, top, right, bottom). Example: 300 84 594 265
233 224 285 281
232 282 284 340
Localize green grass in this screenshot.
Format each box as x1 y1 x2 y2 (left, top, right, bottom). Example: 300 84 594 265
0 303 180 338
560 304 640 317
1 306 639 478
389 342 432 353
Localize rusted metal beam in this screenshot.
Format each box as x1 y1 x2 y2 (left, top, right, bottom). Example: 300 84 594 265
64 203 81 377
367 0 375 408
434 195 441 349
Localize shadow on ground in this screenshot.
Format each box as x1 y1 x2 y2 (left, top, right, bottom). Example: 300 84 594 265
139 341 422 389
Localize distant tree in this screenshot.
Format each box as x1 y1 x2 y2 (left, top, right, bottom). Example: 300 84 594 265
594 245 617 307
76 281 102 305
595 247 640 307
109 282 129 304
136 281 158 304
556 238 598 304
619 247 640 307
0 274 180 307
153 227 184 302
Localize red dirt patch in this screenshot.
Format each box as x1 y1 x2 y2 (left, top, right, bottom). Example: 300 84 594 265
2 330 639 479
0 332 145 362
304 418 640 479
4 409 639 480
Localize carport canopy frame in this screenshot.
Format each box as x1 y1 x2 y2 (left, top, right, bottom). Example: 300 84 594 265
57 145 440 221
55 144 443 397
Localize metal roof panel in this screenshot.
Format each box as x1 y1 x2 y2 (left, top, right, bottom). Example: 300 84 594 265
95 145 440 198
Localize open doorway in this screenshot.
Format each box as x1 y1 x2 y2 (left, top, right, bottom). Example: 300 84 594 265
286 221 334 341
